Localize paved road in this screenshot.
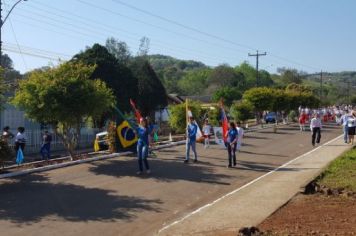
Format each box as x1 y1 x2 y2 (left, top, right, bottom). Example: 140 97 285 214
0 123 342 236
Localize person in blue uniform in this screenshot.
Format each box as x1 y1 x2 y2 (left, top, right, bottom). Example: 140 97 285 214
225 122 238 168
136 117 151 174
184 116 198 163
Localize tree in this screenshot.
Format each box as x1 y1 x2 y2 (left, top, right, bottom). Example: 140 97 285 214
168 101 202 133
72 44 138 114
178 68 211 95
281 69 302 85
243 87 274 112
285 83 312 94
234 62 273 88
105 37 131 65
129 57 167 116
212 87 242 107
208 65 245 92
12 62 115 158
230 101 254 123
0 68 6 111
138 36 150 56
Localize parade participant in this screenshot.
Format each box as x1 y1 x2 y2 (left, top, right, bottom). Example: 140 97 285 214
136 118 151 174
236 121 244 152
1 126 14 144
184 116 198 163
40 130 52 160
202 118 211 148
225 122 238 168
298 112 306 131
347 111 356 145
310 114 322 146
340 110 350 143
145 116 156 157
14 127 26 153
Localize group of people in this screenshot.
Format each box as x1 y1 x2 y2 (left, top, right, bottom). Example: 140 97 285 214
184 117 244 168
1 126 52 161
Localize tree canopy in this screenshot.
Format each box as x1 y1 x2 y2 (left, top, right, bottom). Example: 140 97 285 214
12 62 115 157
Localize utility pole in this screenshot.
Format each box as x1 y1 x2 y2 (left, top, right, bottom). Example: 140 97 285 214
0 0 27 66
319 71 322 102
248 50 266 87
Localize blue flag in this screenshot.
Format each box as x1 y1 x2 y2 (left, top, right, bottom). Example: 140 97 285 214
16 147 24 165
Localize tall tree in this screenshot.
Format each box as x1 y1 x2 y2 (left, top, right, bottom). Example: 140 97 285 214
178 68 211 95
72 44 138 113
207 65 245 93
12 62 115 158
105 37 131 65
138 37 150 56
129 57 167 116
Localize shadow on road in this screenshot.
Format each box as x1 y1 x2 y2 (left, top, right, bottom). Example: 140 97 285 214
89 158 232 185
0 174 162 224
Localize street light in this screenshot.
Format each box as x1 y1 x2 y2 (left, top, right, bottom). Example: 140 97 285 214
0 0 28 65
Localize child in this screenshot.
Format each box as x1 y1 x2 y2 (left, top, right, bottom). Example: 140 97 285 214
225 122 238 168
202 119 211 148
236 121 244 152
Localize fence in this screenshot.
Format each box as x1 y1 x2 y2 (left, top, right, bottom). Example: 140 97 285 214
8 128 100 155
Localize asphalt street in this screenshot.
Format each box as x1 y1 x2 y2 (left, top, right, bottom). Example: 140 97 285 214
0 123 342 236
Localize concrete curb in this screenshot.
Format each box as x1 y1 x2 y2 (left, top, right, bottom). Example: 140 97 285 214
0 140 186 179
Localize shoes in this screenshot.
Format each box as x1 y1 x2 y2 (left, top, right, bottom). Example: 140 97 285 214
146 169 151 174
184 159 189 163
136 171 142 175
233 163 237 166
227 165 232 168
193 159 198 163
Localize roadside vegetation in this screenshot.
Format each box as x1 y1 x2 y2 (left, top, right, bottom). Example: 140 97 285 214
318 147 356 192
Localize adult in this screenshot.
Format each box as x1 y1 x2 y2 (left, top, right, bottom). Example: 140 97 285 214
236 121 244 152
202 118 211 148
347 111 356 145
184 116 198 163
226 122 238 167
1 126 14 144
310 114 322 147
136 118 151 174
340 110 350 143
14 127 26 152
40 130 52 160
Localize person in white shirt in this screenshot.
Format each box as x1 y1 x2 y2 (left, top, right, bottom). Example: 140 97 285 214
236 121 244 151
15 127 26 152
310 114 322 146
339 110 350 143
347 111 356 145
202 119 212 148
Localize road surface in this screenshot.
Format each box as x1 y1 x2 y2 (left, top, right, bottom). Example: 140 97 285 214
0 123 342 236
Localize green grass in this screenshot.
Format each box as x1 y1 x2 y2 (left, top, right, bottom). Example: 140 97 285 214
318 148 356 192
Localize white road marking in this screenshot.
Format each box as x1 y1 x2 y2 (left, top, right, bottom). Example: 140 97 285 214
157 134 343 234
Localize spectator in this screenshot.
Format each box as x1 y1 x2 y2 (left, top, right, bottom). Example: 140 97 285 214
40 130 52 160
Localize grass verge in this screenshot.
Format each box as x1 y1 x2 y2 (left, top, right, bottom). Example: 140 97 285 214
318 147 356 192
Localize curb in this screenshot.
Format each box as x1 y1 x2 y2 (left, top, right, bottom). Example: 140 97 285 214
0 140 186 179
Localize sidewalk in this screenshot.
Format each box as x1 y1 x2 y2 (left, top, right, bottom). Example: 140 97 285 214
157 135 349 236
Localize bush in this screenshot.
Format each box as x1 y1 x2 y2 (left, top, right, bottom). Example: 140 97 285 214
0 140 13 167
288 110 297 122
230 101 254 123
168 101 202 133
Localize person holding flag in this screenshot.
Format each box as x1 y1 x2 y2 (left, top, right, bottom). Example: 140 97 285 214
225 122 238 168
185 116 198 163
136 117 151 175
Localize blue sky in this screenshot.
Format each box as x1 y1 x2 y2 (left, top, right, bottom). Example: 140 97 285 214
2 0 356 74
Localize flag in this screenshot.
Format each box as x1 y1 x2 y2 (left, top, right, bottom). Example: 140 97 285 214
220 100 229 142
16 147 24 165
185 99 203 141
114 106 138 152
130 99 142 123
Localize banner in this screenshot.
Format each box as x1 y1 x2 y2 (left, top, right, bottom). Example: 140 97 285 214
213 127 226 148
